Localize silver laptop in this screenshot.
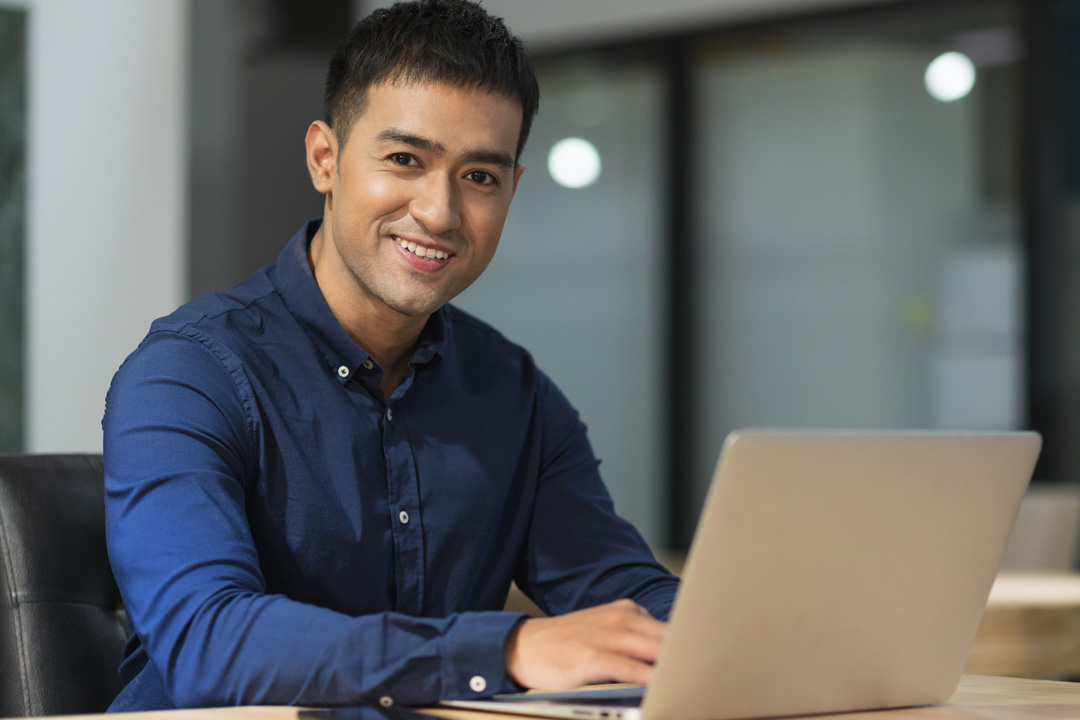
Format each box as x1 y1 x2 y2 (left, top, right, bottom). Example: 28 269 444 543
442 429 1041 720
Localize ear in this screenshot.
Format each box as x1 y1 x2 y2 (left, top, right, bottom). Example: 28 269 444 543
306 121 337 194
510 163 526 196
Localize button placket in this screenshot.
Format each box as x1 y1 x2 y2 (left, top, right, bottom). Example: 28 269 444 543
382 404 424 614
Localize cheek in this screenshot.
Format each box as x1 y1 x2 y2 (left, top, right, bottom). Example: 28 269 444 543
465 199 512 255
362 174 396 200
339 173 409 222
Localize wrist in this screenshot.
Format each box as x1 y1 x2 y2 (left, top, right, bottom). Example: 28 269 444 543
503 616 529 685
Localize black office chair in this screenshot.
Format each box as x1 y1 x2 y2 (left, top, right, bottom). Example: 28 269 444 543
0 454 127 717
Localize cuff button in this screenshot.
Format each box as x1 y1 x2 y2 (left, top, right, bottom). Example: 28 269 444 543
469 675 487 693
379 696 394 707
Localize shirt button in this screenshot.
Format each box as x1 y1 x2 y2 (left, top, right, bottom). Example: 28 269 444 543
362 358 374 370
399 510 410 525
386 407 393 421
469 675 487 694
379 696 394 708
336 365 349 378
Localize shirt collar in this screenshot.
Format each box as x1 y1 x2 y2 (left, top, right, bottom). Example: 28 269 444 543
273 219 447 384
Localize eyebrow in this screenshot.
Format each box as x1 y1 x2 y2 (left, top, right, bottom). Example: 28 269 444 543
376 128 516 169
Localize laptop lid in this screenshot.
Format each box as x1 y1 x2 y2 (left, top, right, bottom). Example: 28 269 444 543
642 429 1040 720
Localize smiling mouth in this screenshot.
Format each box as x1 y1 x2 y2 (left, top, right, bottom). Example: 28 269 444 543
395 236 452 261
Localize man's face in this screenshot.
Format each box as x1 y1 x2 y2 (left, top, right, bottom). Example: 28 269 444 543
307 81 525 322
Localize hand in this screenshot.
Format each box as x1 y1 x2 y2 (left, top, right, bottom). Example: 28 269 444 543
504 599 667 690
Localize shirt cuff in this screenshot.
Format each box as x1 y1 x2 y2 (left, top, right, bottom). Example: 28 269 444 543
439 611 529 699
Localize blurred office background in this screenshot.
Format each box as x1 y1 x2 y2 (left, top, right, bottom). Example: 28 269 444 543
1 0 1079 558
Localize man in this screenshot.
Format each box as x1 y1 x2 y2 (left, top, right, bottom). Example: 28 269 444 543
103 0 678 712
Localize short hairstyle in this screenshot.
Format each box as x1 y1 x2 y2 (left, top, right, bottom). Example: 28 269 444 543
324 0 540 162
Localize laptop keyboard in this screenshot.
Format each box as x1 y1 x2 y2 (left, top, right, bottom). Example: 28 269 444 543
492 686 646 707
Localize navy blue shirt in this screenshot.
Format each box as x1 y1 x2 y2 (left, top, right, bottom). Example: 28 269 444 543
103 220 678 711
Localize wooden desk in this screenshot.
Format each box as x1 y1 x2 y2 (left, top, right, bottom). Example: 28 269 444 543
51 675 1080 720
967 573 1080 678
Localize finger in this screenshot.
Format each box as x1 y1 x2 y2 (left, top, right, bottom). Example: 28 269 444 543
590 620 665 665
627 614 667 640
588 650 656 687
599 606 668 642
609 598 651 617
604 626 665 663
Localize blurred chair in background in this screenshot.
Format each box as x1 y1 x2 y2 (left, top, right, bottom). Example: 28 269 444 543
0 454 126 717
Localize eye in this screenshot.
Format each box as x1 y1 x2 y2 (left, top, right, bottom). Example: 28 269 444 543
466 170 500 186
388 152 417 167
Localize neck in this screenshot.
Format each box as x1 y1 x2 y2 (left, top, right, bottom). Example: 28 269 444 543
308 224 428 403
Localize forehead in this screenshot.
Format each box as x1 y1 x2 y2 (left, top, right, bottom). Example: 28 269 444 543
351 81 523 156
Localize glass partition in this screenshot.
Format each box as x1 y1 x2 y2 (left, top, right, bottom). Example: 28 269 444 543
0 9 26 452
687 3 1024 526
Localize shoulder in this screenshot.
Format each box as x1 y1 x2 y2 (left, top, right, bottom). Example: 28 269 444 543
149 269 279 341
440 304 547 383
440 304 532 361
439 304 569 410
128 267 294 385
108 270 281 423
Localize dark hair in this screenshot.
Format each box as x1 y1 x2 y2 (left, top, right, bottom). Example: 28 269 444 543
324 0 540 162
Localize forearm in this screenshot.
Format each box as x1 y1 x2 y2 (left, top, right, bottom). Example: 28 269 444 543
108 423 528 707
517 372 679 618
136 589 525 707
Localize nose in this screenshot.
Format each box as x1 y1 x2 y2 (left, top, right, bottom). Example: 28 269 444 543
410 173 462 236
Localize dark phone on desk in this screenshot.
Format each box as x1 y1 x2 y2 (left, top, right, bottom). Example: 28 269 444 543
300 705 432 720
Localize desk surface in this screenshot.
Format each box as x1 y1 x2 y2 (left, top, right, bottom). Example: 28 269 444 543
967 573 1080 677
65 675 1080 720
988 573 1080 607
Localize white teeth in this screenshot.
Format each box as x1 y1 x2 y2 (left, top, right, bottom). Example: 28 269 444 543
396 237 448 261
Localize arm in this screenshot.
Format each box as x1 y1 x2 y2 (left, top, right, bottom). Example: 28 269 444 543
104 332 524 708
505 370 680 688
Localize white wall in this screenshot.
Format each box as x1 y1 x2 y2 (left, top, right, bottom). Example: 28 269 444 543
1 0 188 452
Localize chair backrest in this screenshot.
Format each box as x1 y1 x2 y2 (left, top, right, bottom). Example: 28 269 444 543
0 454 127 717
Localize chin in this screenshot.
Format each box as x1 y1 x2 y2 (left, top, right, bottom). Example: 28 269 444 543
384 294 449 318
